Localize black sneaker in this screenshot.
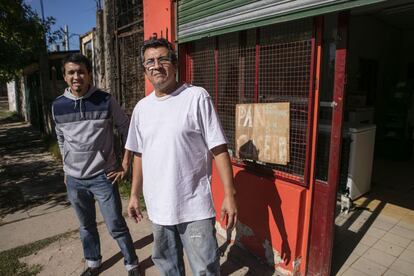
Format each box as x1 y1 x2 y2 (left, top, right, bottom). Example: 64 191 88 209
128 267 141 276
80 266 101 276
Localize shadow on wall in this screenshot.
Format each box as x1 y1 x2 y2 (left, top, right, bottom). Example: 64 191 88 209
220 141 291 275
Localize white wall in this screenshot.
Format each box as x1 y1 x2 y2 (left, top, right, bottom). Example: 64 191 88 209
7 81 17 112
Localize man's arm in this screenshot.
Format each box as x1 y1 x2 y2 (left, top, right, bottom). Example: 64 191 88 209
211 144 238 229
53 109 66 184
128 152 144 223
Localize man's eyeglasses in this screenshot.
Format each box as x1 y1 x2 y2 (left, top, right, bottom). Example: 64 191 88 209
142 56 172 69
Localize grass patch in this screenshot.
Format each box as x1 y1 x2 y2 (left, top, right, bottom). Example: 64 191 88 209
0 111 20 123
118 179 132 198
0 231 73 276
118 180 146 211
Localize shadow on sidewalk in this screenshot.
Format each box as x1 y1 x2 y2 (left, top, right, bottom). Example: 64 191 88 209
99 234 155 274
0 113 67 219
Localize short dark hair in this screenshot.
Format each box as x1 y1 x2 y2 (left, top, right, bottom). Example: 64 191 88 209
140 38 177 67
62 53 92 75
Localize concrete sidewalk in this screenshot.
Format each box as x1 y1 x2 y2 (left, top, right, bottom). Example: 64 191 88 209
16 201 276 276
0 99 277 275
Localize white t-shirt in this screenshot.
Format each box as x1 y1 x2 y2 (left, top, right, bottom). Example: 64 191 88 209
125 83 228 225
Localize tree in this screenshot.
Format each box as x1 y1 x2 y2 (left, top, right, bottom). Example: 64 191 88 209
0 0 55 83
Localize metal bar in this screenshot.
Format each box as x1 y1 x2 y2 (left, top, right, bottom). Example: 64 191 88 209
214 37 219 108
254 28 260 103
303 36 316 187
117 26 144 38
116 19 143 33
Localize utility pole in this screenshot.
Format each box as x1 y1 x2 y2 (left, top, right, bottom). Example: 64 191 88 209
38 0 52 134
64 25 70 51
40 0 45 23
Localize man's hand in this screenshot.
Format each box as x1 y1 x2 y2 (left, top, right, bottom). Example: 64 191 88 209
106 163 128 184
211 144 238 230
128 195 144 223
64 174 67 186
221 194 238 229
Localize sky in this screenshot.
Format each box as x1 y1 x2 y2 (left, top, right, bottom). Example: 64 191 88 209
25 0 98 50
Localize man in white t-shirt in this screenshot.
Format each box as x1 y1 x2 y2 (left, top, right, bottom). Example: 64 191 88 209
126 38 237 275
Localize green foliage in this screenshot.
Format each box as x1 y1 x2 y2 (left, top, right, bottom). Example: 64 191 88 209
118 180 146 211
118 179 132 198
0 0 56 83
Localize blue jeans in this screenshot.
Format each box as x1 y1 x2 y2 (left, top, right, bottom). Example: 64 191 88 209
152 218 220 276
66 174 138 270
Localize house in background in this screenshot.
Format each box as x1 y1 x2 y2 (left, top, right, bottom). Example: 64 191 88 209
6 50 78 132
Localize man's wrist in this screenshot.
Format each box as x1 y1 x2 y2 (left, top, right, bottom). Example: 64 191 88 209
224 189 236 197
130 192 141 198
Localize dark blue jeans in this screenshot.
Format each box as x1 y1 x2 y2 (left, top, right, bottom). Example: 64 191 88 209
66 173 138 270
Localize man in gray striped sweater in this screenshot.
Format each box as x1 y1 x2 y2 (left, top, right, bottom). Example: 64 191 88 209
52 53 140 276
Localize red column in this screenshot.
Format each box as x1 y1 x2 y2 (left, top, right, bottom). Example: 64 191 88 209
143 0 176 95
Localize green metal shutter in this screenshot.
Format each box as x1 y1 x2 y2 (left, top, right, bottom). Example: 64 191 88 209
177 0 387 42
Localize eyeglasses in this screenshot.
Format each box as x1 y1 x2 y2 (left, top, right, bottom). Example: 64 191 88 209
142 56 172 69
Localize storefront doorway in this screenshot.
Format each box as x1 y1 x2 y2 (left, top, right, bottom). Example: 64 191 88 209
331 2 414 275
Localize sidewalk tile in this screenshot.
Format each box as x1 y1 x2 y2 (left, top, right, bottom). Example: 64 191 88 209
383 268 409 276
365 227 387 239
382 232 412 248
360 234 379 247
373 239 405 257
390 225 414 240
390 259 414 275
408 241 414 251
363 247 397 267
352 243 370 256
351 257 387 276
398 249 414 265
348 211 372 233
397 221 414 231
341 267 369 276
343 253 361 267
372 216 399 231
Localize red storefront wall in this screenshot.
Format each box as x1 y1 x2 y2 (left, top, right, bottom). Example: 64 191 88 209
142 0 175 95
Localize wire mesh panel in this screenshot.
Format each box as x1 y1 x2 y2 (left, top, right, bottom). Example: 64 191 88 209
188 37 216 102
217 32 240 150
186 18 315 184
118 32 145 115
259 20 313 179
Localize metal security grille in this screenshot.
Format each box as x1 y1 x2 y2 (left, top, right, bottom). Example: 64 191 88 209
118 32 145 115
112 0 144 115
188 37 216 103
185 19 314 183
259 20 313 179
115 0 142 28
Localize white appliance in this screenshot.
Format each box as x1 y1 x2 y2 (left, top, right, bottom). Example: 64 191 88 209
348 107 375 124
346 124 376 200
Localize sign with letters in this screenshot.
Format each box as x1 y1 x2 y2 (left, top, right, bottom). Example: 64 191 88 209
235 103 290 165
